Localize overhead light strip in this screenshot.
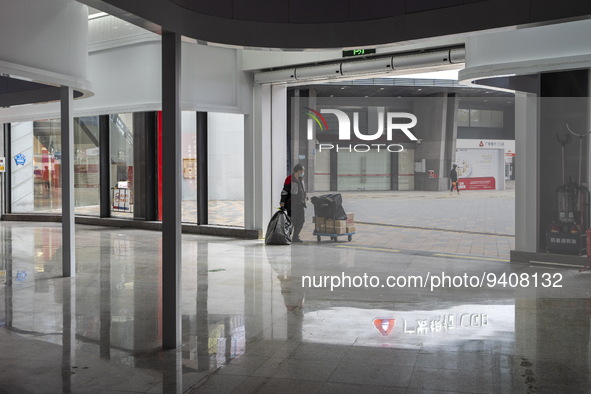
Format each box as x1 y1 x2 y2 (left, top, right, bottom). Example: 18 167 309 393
88 12 108 20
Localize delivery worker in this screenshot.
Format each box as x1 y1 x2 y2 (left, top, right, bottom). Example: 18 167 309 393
280 164 307 242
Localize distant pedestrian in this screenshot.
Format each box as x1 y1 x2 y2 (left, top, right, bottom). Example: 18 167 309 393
450 164 460 194
42 166 50 191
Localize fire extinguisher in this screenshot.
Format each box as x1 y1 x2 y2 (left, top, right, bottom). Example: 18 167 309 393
579 228 591 272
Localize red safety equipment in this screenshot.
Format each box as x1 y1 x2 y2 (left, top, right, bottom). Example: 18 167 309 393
579 228 591 272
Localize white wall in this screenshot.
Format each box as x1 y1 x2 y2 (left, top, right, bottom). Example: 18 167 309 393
0 15 252 123
460 19 591 84
208 113 244 200
0 0 89 89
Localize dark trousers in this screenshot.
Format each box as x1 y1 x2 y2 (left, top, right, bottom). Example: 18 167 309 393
287 203 305 239
450 181 459 192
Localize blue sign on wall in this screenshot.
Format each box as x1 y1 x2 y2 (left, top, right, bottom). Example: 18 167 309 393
14 153 26 166
15 270 27 282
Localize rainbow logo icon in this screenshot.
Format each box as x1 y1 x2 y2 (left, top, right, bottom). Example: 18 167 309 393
304 107 329 131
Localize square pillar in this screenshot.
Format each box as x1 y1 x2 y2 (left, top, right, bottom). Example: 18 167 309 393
197 111 208 225
514 92 539 253
61 86 75 277
99 115 111 218
161 30 182 349
133 112 157 221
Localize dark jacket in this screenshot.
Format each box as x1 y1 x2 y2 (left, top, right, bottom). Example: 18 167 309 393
281 174 307 208
450 168 458 182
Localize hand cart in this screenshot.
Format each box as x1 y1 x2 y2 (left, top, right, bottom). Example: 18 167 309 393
313 230 355 243
310 193 354 243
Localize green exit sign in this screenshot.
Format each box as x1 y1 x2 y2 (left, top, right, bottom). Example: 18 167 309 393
343 48 376 57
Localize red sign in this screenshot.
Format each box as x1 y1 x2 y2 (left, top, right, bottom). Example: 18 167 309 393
458 177 496 190
373 319 395 336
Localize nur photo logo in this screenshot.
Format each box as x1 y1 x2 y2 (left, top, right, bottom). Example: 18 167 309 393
305 106 419 153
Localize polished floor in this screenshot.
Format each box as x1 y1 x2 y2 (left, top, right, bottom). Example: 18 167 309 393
39 182 515 259
0 221 590 393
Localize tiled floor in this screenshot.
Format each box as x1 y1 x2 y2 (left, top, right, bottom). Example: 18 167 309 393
0 218 590 393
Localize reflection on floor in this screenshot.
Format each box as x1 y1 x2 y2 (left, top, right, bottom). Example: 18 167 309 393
33 185 516 259
35 200 246 227
0 221 589 393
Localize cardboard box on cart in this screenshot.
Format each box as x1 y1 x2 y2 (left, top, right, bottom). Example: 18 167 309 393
326 219 347 234
345 213 355 233
346 213 354 225
313 216 326 225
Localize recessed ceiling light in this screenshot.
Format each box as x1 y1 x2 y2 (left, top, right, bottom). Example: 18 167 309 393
88 11 108 19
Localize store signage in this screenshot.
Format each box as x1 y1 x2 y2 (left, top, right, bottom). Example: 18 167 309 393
458 177 496 190
0 157 5 172
403 313 489 335
112 188 131 211
373 318 395 336
14 153 26 166
15 270 27 282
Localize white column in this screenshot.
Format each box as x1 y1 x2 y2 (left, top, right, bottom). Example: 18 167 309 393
251 84 272 232
61 86 75 277
247 83 288 235
515 92 539 253
244 112 255 230
271 84 288 217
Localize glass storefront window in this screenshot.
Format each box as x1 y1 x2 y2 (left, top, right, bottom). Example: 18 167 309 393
181 112 197 223
33 120 63 213
11 120 62 213
9 111 245 228
110 114 134 218
11 117 101 215
74 116 100 216
337 150 391 191
208 113 244 227
458 109 505 128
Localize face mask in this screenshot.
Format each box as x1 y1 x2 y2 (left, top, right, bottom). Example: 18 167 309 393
300 172 305 178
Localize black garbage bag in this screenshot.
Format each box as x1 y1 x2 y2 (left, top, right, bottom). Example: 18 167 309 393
265 209 293 245
310 193 347 220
